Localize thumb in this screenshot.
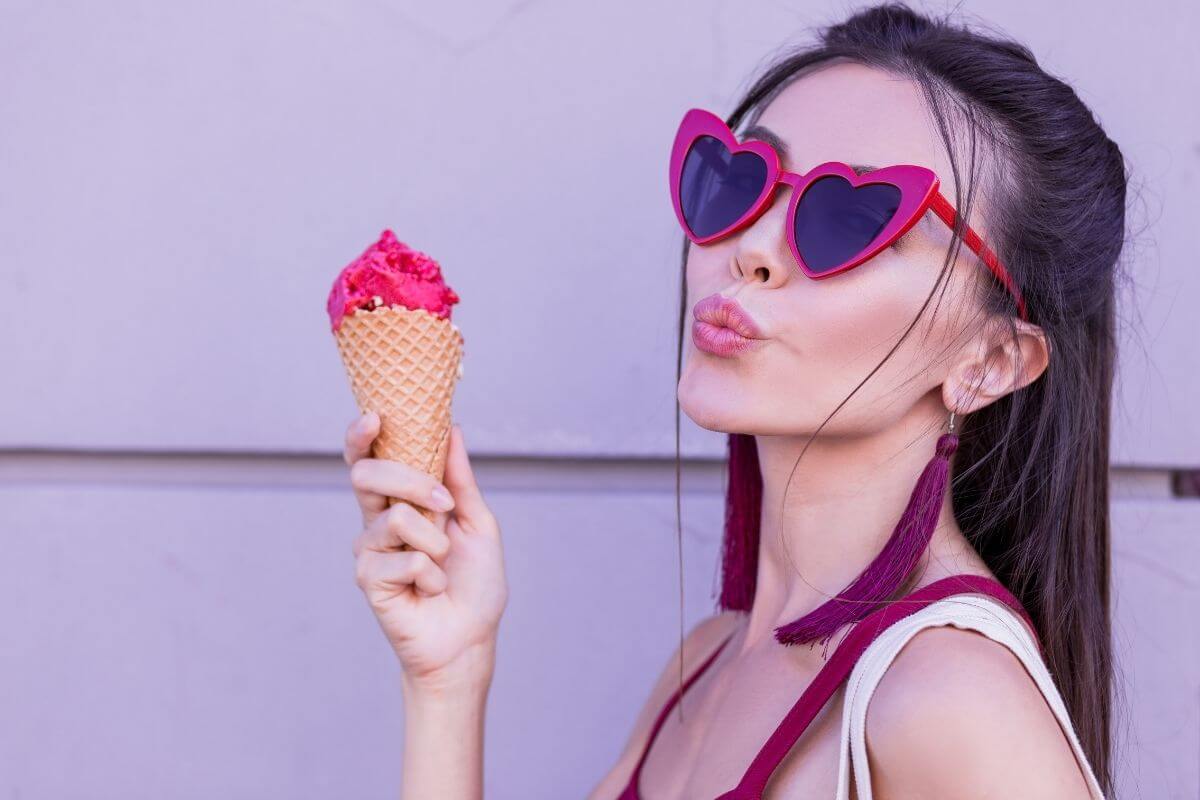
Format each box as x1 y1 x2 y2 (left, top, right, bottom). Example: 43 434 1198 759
442 424 493 530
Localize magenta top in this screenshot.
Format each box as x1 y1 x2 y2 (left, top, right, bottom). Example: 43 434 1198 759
617 573 1038 800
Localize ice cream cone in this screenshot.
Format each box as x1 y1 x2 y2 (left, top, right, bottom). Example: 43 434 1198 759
334 302 464 522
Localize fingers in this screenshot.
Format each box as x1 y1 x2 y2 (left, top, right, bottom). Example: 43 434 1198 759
349 457 455 519
355 548 448 597
352 500 451 561
441 424 496 534
344 412 379 466
344 413 389 518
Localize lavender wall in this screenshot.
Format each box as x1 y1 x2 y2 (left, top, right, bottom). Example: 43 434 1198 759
2 1 1196 798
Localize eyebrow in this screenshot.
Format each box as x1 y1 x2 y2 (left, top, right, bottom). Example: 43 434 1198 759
741 124 878 176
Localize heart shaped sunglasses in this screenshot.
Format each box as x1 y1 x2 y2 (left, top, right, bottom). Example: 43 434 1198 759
668 107 1028 321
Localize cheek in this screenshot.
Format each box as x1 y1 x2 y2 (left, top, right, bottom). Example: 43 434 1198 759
782 254 931 363
762 255 953 427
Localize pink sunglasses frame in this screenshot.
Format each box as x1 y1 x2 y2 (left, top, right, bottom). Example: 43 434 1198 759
669 107 1028 321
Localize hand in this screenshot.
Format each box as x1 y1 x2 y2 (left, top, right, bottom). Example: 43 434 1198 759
344 412 508 694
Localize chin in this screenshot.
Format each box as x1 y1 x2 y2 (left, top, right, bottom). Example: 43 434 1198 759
677 367 746 433
679 369 833 438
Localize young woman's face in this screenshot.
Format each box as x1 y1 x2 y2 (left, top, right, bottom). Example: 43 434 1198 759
678 60 996 437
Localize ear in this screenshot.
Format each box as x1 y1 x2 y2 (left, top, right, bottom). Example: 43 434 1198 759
942 318 1051 414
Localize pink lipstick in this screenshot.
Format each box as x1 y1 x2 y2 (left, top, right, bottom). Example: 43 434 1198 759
692 293 767 358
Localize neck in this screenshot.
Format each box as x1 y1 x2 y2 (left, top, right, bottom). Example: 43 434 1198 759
739 392 960 651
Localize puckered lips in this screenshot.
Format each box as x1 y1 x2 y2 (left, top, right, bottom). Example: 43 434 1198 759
691 293 767 357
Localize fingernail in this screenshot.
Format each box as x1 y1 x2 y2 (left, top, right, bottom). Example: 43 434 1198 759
431 485 454 510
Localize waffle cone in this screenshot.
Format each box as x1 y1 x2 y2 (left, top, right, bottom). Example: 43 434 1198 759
333 304 464 522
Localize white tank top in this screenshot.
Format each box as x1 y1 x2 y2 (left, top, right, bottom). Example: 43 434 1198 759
832 593 1107 799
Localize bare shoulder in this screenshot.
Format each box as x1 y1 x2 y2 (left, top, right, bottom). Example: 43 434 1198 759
585 610 742 800
863 625 1095 799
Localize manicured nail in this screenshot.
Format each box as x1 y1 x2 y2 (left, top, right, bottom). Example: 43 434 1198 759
431 485 454 510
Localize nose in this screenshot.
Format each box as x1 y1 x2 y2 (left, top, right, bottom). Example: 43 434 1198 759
729 187 794 289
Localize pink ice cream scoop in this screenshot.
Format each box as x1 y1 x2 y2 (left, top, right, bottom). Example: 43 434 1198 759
326 229 460 333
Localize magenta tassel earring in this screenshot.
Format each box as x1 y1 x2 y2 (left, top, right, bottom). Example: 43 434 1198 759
719 433 762 611
774 411 961 648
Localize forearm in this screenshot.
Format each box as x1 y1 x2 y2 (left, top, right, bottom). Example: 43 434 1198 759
398 648 494 800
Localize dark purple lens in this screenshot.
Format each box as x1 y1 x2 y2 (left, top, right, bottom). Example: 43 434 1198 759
678 135 769 238
792 176 902 273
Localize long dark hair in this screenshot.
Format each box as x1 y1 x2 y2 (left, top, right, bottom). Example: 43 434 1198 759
672 3 1128 793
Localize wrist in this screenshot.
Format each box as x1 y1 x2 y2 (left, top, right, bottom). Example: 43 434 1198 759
400 640 496 701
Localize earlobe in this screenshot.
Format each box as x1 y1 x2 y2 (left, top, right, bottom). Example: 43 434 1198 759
942 363 991 416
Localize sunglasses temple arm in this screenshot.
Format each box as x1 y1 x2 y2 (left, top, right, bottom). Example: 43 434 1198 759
929 192 1029 321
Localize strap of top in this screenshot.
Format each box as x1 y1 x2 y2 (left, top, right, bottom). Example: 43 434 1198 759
715 573 1038 800
618 630 738 799
833 593 1102 800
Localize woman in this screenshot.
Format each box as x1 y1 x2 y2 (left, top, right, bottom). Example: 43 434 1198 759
342 3 1125 798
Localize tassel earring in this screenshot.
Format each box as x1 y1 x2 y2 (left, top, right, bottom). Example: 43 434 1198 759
774 410 961 648
719 433 762 612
